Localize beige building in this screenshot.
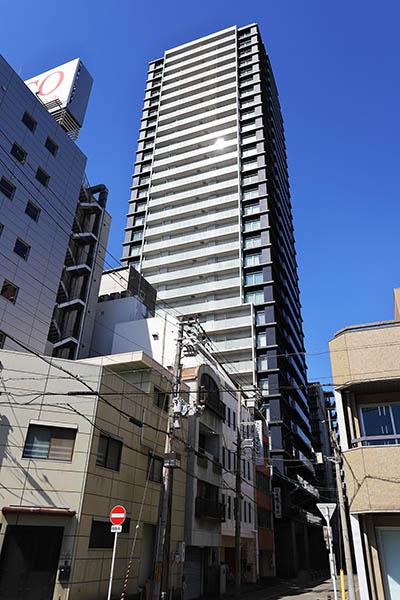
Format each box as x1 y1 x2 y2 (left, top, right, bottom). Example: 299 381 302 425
0 348 188 600
329 289 400 600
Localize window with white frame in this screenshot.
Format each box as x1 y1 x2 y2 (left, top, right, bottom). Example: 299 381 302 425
243 219 260 232
245 291 264 304
245 271 263 285
244 253 261 267
257 356 269 371
243 235 261 249
359 404 400 445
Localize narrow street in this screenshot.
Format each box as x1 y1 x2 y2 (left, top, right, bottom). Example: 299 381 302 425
227 577 358 600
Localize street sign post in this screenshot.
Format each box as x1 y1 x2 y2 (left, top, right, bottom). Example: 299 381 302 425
107 505 127 600
317 503 337 524
317 503 337 600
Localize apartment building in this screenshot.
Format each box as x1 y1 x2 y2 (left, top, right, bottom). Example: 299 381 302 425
329 289 400 600
221 389 258 585
0 55 109 359
121 23 318 578
0 348 188 600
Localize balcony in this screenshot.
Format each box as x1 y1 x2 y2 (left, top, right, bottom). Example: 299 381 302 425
343 444 400 513
195 497 225 521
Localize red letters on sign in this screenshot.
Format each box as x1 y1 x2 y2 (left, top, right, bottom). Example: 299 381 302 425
38 71 64 96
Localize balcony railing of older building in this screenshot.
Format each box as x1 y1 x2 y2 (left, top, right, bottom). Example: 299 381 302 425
195 497 225 521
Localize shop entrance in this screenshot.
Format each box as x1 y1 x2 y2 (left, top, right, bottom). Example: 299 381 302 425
0 525 63 600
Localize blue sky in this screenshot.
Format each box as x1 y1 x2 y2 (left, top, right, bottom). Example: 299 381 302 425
2 0 400 384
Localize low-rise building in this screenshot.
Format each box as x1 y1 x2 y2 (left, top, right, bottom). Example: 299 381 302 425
0 348 188 600
329 288 400 600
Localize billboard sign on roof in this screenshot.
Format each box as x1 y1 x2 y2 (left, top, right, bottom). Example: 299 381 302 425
24 58 93 127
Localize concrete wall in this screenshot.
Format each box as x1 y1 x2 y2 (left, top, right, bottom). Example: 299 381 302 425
329 322 400 387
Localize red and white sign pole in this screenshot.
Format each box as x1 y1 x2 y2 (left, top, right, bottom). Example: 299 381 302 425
107 505 126 600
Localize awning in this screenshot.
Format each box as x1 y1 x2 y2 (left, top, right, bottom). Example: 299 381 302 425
2 506 76 517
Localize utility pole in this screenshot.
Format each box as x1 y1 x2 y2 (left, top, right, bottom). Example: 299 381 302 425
327 410 356 600
153 318 185 600
234 390 242 600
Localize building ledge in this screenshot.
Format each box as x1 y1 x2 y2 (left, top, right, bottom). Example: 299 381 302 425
3 506 76 517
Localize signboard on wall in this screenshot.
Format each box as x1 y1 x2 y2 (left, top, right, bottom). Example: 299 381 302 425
24 58 93 126
254 420 264 466
273 487 282 518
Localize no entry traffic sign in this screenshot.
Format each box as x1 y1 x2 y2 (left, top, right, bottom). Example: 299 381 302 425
110 505 126 526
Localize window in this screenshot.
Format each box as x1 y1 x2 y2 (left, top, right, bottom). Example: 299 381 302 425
258 507 272 529
239 57 252 66
146 128 156 137
241 97 255 108
241 145 256 158
244 253 261 267
242 132 257 143
139 176 150 185
247 461 251 480
144 141 154 149
148 108 158 116
22 111 37 132
137 188 148 198
226 407 231 427
11 142 27 163
240 68 253 76
154 387 169 412
257 356 269 371
1 280 18 303
244 219 260 233
23 424 76 461
147 119 157 127
96 434 122 470
243 500 247 522
148 453 163 482
243 202 259 216
35 167 50 187
257 332 267 347
256 470 271 493
240 87 254 98
13 238 30 260
239 40 252 48
256 311 266 325
241 122 256 134
134 216 145 226
222 447 225 468
227 496 232 519
245 271 263 285
130 246 141 256
243 235 261 249
245 291 264 304
239 48 252 57
359 404 400 445
45 137 58 156
141 163 152 173
136 202 147 212
248 502 252 523
25 201 40 221
0 331 5 348
131 230 143 241
242 173 258 185
243 188 258 201
89 518 130 548
240 77 254 86
0 177 16 200
233 411 236 431
259 378 269 396
0 223 3 236
227 449 231 470
150 99 159 106
242 159 258 171
142 151 153 160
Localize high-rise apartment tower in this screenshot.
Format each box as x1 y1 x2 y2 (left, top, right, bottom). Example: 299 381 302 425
122 25 320 576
